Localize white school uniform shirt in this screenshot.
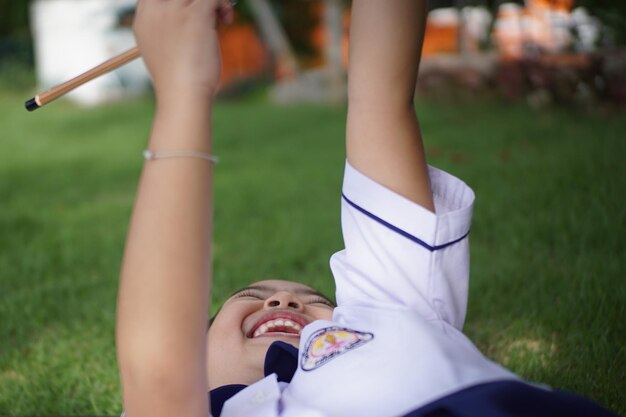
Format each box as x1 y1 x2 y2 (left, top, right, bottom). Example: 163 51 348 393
220 162 517 417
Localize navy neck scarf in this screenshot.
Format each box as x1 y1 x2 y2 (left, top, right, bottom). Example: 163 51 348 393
209 341 298 417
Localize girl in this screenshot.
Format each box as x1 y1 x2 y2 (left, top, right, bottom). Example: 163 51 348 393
116 1 616 416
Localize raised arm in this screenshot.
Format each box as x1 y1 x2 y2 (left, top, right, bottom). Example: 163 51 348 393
116 1 233 416
346 0 434 211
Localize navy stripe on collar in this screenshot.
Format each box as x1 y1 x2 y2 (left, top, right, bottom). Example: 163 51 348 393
341 193 469 252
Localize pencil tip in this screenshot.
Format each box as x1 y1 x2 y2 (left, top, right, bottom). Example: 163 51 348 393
25 98 40 112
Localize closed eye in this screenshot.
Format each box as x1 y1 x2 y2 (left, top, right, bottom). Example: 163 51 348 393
233 289 265 300
307 297 335 308
231 287 335 308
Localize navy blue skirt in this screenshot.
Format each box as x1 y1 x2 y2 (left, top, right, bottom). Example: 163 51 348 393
402 380 617 417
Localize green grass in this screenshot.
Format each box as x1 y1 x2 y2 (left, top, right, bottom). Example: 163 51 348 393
0 90 624 415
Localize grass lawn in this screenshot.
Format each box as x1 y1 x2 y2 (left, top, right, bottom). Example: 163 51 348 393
0 90 624 415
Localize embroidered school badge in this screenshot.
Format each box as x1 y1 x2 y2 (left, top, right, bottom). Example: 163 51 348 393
301 326 374 371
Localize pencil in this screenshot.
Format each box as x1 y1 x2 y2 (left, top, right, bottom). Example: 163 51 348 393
25 46 141 112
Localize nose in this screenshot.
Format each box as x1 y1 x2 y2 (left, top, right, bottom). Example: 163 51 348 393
264 291 304 312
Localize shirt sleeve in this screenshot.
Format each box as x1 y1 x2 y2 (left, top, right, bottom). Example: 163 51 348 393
330 161 475 330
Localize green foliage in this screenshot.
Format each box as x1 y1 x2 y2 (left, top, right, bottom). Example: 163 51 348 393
234 1 319 59
0 0 34 71
576 0 626 45
0 91 624 415
272 1 319 58
0 58 35 91
0 0 30 38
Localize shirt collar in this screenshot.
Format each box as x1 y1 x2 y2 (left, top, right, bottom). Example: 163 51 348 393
209 341 299 416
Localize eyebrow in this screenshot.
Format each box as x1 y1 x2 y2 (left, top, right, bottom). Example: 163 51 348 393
230 284 336 306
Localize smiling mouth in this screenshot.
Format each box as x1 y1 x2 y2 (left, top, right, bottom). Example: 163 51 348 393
248 315 306 338
252 318 303 338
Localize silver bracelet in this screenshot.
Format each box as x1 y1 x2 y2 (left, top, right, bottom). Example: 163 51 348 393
143 150 219 164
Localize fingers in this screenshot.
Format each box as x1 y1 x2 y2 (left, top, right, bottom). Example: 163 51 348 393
136 0 234 11
217 0 236 24
135 0 235 29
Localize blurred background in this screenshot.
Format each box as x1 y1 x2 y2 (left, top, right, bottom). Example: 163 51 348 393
2 0 626 105
0 1 624 416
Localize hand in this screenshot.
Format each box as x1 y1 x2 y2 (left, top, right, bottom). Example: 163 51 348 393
133 0 234 105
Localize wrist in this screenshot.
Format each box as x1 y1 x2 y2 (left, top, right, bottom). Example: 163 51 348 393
149 99 214 152
156 90 214 113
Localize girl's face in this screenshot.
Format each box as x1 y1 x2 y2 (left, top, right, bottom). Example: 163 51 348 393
206 279 334 389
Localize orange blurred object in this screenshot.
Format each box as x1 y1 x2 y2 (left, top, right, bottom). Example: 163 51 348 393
531 0 574 12
310 2 351 69
422 8 485 56
218 21 271 87
423 24 459 56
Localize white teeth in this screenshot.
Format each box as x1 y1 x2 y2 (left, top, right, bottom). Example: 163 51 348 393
252 318 305 337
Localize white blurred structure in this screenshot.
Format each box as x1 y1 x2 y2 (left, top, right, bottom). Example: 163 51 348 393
426 6 493 54
31 0 149 106
463 6 493 47
493 1 604 58
492 3 525 57
571 7 602 52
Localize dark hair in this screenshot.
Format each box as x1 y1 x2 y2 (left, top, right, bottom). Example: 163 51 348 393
207 307 221 331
